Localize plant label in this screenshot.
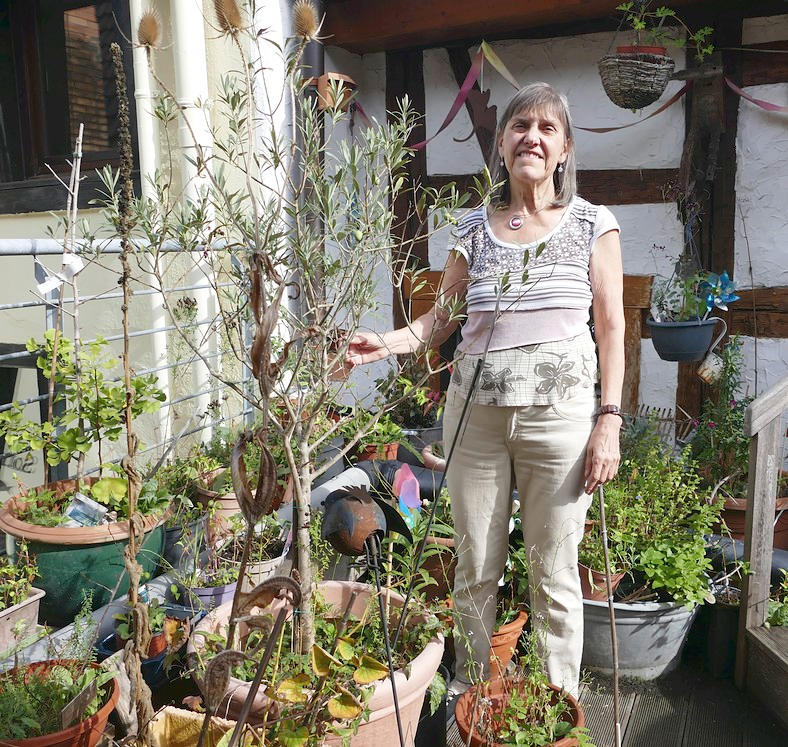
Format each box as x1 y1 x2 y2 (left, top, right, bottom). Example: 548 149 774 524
60 677 97 728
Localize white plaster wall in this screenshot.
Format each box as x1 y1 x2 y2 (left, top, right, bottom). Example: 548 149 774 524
424 33 685 177
734 82 788 287
743 15 788 44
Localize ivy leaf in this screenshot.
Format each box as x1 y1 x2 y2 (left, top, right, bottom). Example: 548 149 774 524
311 644 342 677
276 720 310 747
353 655 389 684
277 674 311 703
327 686 363 719
334 637 356 661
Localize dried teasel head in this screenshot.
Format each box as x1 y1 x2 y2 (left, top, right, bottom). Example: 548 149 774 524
292 0 319 42
137 7 161 50
213 0 244 35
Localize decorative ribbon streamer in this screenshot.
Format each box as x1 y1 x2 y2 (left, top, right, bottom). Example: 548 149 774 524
410 48 485 151
575 83 690 133
480 41 521 90
725 76 788 113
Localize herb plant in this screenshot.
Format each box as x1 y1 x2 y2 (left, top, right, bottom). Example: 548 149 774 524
0 543 37 611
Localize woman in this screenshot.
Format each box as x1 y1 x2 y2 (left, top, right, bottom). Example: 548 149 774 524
347 82 624 699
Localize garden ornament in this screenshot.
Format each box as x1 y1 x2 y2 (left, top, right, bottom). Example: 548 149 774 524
322 486 411 556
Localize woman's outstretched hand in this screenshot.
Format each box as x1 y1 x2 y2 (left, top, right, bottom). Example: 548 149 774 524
346 332 390 367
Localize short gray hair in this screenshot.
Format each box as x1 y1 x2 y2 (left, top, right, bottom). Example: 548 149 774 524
488 82 577 208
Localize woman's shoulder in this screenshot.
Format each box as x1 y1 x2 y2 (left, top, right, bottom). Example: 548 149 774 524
452 205 487 239
570 196 615 225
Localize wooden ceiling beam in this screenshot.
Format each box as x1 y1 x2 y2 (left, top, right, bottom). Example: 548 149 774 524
322 0 706 53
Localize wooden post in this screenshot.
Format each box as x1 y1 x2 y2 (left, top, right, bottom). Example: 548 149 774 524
734 375 788 687
622 276 651 416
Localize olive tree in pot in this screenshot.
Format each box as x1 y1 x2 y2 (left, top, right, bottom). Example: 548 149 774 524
111 0 466 743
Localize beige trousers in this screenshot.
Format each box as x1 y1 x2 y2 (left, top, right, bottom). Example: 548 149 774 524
443 387 595 696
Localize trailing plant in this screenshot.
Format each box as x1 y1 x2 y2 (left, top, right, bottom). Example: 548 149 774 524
377 356 443 430
689 335 753 500
766 569 788 627
0 543 37 611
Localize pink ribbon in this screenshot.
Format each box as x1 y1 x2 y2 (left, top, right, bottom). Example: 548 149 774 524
725 77 788 112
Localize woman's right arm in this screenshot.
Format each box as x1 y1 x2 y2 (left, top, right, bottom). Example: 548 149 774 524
347 252 469 365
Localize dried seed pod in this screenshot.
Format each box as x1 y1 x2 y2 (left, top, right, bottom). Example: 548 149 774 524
293 0 319 41
234 575 302 617
213 0 244 34
231 429 277 523
201 650 247 714
137 8 161 49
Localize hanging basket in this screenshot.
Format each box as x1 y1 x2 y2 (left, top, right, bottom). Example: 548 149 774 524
598 49 675 110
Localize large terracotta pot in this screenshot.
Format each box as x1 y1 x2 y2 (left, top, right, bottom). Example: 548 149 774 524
454 678 584 747
0 660 119 747
577 562 626 602
717 495 788 551
188 580 444 745
0 481 165 626
489 609 529 680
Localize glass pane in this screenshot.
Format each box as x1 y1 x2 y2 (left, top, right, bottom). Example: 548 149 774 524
63 3 113 153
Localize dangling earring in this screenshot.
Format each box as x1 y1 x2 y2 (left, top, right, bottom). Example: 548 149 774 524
500 158 505 168
558 163 564 173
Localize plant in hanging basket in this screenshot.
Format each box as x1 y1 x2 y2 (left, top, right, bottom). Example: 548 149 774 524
599 2 714 110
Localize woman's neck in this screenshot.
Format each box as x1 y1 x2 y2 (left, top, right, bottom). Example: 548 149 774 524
508 180 557 214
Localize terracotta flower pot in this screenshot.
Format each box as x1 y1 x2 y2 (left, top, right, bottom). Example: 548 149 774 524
188 580 444 745
193 468 242 543
0 660 119 747
454 678 585 747
0 481 166 627
353 442 400 462
577 562 626 602
717 495 788 551
489 609 529 680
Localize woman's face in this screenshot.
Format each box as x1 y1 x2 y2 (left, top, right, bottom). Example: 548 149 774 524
498 106 569 187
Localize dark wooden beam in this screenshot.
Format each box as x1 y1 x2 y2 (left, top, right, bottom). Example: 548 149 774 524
387 49 429 328
427 169 679 205
323 0 707 54
741 41 788 86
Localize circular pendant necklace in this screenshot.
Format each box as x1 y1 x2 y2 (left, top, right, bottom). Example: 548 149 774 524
508 215 524 230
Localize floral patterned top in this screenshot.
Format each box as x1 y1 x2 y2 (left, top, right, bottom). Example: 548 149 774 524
449 332 598 406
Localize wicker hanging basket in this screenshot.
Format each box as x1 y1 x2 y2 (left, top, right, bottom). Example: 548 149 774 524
598 48 675 110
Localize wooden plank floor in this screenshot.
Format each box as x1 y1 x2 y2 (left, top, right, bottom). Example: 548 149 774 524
447 664 787 746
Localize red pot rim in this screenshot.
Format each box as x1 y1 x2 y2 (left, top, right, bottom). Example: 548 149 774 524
616 44 668 56
0 483 165 545
1 659 119 747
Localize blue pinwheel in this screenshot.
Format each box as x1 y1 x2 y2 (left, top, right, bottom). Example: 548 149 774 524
700 271 740 314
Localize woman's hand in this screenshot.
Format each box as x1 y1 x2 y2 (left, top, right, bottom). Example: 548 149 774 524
583 415 621 495
346 332 390 366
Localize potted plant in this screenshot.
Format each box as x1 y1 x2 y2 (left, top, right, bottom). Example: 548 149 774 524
580 413 722 679
577 521 632 602
646 261 737 361
0 333 168 626
343 410 405 463
454 631 593 746
0 542 45 657
217 512 289 591
599 2 714 110
169 546 240 613
0 659 119 747
689 336 788 550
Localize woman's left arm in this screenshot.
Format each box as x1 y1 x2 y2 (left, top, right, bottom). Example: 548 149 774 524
585 229 626 495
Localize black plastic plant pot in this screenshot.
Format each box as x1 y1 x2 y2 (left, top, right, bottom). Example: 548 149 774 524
647 317 722 362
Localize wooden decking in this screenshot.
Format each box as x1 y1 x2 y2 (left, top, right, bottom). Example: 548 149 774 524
447 663 787 746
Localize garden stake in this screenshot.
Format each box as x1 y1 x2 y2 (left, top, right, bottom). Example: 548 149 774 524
598 484 622 747
366 533 406 747
392 358 484 650
225 606 289 747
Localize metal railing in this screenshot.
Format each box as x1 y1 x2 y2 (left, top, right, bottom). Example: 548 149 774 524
0 238 250 497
